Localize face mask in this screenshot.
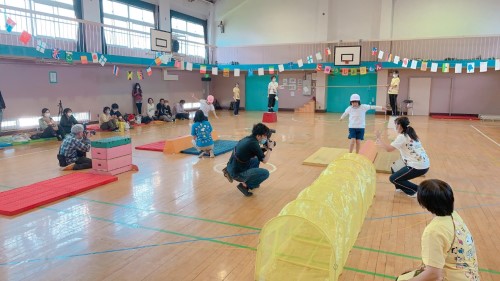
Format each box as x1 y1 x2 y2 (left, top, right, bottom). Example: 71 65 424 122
136 86 140 89
106 111 110 114
272 79 276 82
44 113 50 117
260 138 267 145
393 74 398 78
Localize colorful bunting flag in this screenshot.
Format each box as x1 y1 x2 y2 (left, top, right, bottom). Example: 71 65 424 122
36 40 46 53
325 47 331 56
19 31 31 44
248 69 253 76
350 68 357 76
480 61 488 72
160 54 170 64
496 59 500 71
146 67 152 76
410 60 418 69
52 48 60 60
80 55 88 64
180 60 185 70
307 56 313 63
234 69 240 77
258 68 264 76
386 53 392 62
442 63 450 73
333 68 340 75
466 62 475 73
200 65 207 74
359 67 367 75
341 68 349 76
375 63 382 72
430 63 438 72
315 52 322 61
324 66 331 74
454 63 462 73
316 64 322 71
297 59 304 68
212 67 218 75
127 71 133 80
377 50 384 60
91 53 98 63
278 64 284 72
66 51 73 64
402 58 409 68
269 66 275 74
137 70 143 80
113 65 120 76
174 60 181 68
155 57 162 66
394 56 400 64
6 17 16 32
420 61 428 71
186 62 193 71
99 55 107 66
368 66 375 73
371 47 377 56
223 68 230 77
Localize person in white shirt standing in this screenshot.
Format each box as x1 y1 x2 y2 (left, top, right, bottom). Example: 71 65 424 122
267 75 278 112
376 117 430 197
340 93 382 153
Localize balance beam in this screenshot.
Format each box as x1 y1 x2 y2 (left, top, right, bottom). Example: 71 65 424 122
163 130 219 154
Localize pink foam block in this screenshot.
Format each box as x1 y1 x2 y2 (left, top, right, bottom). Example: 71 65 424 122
91 143 132 160
262 112 277 123
91 165 133 176
92 154 132 171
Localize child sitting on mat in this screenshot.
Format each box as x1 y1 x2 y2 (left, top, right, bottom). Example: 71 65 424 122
191 110 214 158
340 93 382 153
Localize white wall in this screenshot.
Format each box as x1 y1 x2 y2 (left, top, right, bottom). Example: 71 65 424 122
327 0 382 41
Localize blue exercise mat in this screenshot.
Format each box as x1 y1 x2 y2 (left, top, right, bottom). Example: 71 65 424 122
0 142 12 148
181 140 237 156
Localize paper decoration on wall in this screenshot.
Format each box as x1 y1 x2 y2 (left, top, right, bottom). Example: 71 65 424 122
341 68 349 76
99 55 107 66
91 53 98 63
278 64 284 72
297 59 304 68
377 50 384 59
402 58 409 68
200 65 206 74
36 40 46 53
324 66 331 74
455 63 462 73
316 64 322 71
467 62 475 73
258 68 264 76
359 67 367 75
315 52 322 61
430 62 438 72
288 62 294 68
350 68 357 76
127 71 133 80
248 69 253 76
80 55 88 64
186 62 193 71
212 67 218 75
269 66 275 74
479 61 488 72
154 57 162 66
325 47 331 56
420 61 428 71
496 59 500 71
174 60 181 68
223 68 230 77
146 67 152 76
160 54 170 64
234 69 240 77
393 56 400 64
410 60 418 69
442 63 449 73
19 31 31 44
180 60 185 70
387 54 392 62
307 55 313 63
368 66 375 73
375 63 382 72
333 68 340 75
113 65 120 76
137 70 143 80
371 47 377 56
52 48 60 60
6 17 16 32
66 51 73 64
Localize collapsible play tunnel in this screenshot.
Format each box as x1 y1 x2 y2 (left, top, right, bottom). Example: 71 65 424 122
255 153 376 281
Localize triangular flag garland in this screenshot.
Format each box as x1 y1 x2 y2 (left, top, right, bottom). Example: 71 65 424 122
324 66 331 74
359 67 367 75
442 63 449 73
223 68 230 77
99 55 107 66
393 56 400 64
137 70 143 80
402 58 409 68
154 57 162 66
212 67 218 75
325 48 331 56
467 62 475 73
376 63 382 72
6 17 16 32
19 31 31 44
269 66 275 74
113 65 120 76
174 60 181 68
307 55 313 63
186 62 193 71
350 68 357 76
200 65 207 74
455 63 462 73
81 55 88 65
371 47 378 56
248 69 253 76
127 71 133 80
66 51 73 64
297 59 304 68
146 67 152 76
377 50 384 60
234 68 240 77
496 59 500 71
316 64 322 71
36 40 46 53
258 68 264 76
410 60 418 69
52 48 60 60
420 61 428 71
315 52 322 61
341 68 349 76
480 61 488 72
278 64 285 72
92 53 98 63
430 63 438 72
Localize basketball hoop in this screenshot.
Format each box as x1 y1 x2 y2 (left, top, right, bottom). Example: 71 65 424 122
343 60 349 65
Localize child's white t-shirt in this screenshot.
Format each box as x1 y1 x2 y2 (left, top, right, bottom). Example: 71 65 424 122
341 105 380 128
390 134 430 169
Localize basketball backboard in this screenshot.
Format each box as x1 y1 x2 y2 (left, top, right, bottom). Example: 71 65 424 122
150 29 172 53
334 46 361 66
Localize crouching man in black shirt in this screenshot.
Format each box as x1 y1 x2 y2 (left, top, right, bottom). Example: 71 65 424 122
223 123 275 196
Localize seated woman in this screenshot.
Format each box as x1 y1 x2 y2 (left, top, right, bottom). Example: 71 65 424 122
396 179 479 280
39 108 62 140
59 108 79 137
191 109 214 158
174 100 190 120
99 106 118 131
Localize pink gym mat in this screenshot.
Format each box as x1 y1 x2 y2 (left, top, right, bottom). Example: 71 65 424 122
135 141 165 152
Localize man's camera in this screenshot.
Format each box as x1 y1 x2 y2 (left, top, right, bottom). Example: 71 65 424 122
84 130 96 137
263 129 276 149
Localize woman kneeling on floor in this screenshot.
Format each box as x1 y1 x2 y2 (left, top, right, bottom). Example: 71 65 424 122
191 110 214 158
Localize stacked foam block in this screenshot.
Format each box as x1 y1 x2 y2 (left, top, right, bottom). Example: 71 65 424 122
91 136 132 175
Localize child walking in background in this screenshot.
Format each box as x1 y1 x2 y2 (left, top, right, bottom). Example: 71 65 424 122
340 93 382 153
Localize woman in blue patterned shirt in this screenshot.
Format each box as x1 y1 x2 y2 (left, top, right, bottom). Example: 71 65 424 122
191 110 214 158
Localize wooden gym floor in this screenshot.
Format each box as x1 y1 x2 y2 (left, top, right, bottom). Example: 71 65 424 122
0 111 499 281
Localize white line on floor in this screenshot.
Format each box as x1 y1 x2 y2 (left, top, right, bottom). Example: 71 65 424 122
470 125 500 147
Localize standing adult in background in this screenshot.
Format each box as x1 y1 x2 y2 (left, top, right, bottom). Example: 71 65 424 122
233 83 241 116
0 91 5 134
267 75 278 112
132 83 143 115
174 100 190 120
388 71 400 116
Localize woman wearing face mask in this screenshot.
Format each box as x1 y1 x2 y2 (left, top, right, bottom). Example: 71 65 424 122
99 106 118 131
388 71 400 116
267 75 279 112
132 83 143 115
59 108 79 137
39 108 63 140
376 117 430 198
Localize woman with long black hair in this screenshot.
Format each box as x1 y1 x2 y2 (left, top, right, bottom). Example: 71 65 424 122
132 83 143 115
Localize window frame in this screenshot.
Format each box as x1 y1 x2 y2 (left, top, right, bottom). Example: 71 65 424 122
170 10 207 59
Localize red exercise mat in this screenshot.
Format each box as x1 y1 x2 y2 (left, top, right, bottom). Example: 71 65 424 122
135 141 165 152
0 173 117 216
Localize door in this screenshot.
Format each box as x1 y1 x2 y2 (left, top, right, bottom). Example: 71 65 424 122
408 77 431 116
430 78 452 115
245 75 278 111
